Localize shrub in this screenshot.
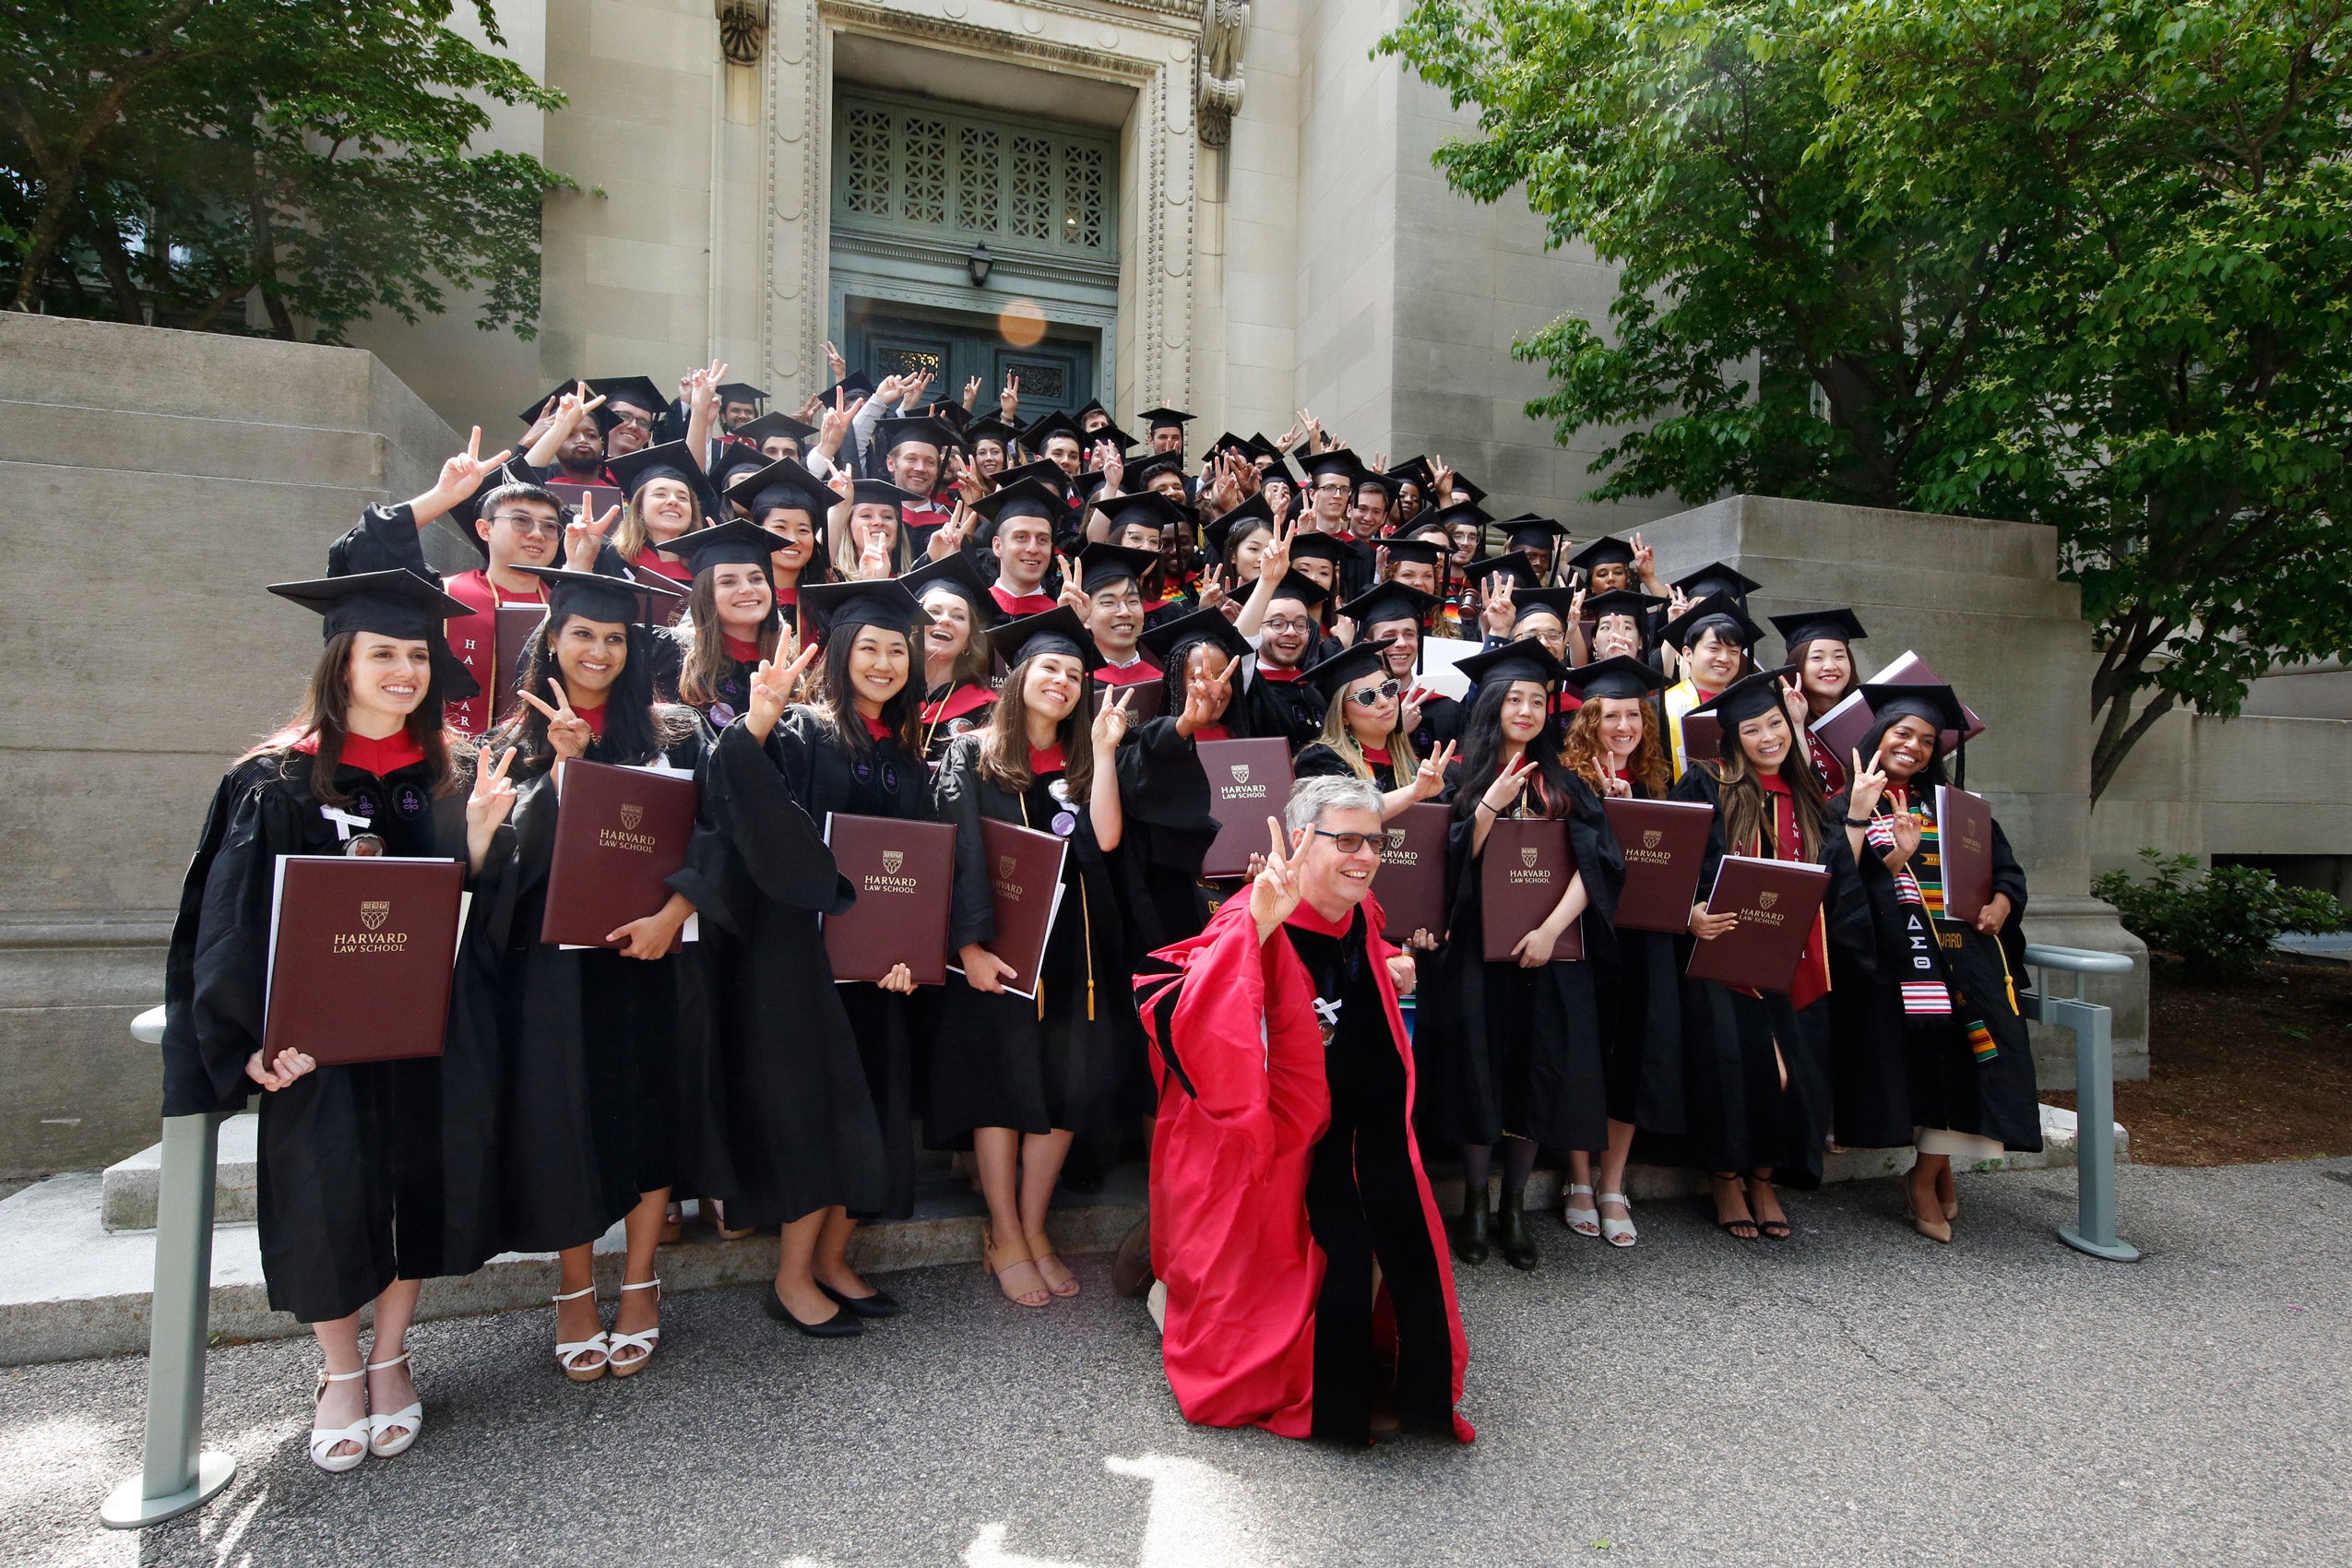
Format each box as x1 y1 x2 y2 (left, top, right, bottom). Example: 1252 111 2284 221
2093 850 2348 984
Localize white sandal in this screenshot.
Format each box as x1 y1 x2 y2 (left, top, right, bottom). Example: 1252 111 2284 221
364 1349 423 1457
553 1283 610 1382
606 1278 660 1378
308 1366 371 1473
1598 1192 1637 1248
1563 1183 1601 1239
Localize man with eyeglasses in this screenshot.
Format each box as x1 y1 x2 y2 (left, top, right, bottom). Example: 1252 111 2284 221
1301 449 1360 537
588 375 669 462
1137 774 1473 1446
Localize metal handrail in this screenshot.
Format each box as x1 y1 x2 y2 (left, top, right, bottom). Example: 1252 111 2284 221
2017 944 2141 1262
2023 943 2136 977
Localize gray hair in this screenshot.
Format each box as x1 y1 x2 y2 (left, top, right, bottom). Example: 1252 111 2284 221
1285 775 1384 835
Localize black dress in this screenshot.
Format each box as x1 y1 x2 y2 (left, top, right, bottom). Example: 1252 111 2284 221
1823 787 2041 1152
666 719 889 1225
1414 772 1610 1154
1571 777 1686 1133
765 705 933 1219
929 736 1137 1145
162 749 501 1323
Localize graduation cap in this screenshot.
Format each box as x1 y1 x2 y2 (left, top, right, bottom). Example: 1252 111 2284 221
1021 410 1087 450
1141 605 1254 665
587 375 669 429
1301 448 1364 492
873 413 951 456
1140 406 1194 434
813 369 877 407
993 605 1103 672
962 413 1018 450
1122 451 1191 493
1095 490 1189 540
1690 664 1800 729
1585 588 1667 626
1428 499 1492 537
1072 468 1111 504
1445 469 1491 505
797 577 924 638
1502 515 1569 552
990 458 1073 498
1263 570 1331 611
1256 459 1302 494
930 402 972 437
1670 560 1764 605
1202 493 1275 559
1858 681 1970 739
1075 540 1159 594
520 564 685 627
1462 552 1539 592
657 518 782 580
1337 580 1439 633
707 442 771 496
899 551 998 624
1566 653 1668 701
715 382 767 413
1455 639 1572 691
1083 422 1140 456
1206 431 1256 462
1660 591 1766 651
1384 456 1436 493
1378 536 1446 570
1566 534 1638 575
608 440 709 501
970 477 1067 538
1768 606 1870 649
1286 530 1355 570
270 569 473 644
520 379 591 426
1073 398 1111 426
849 477 924 512
1302 637 1401 703
1508 588 1580 625
729 456 836 518
734 411 818 447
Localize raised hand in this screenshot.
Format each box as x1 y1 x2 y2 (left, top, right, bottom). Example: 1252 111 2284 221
1258 516 1295 583
823 339 847 377
1093 685 1134 752
816 389 862 457
900 370 933 409
1479 575 1516 636
1780 673 1812 736
747 637 821 738
565 500 621 568
1410 740 1456 802
962 374 983 410
1095 441 1123 491
857 530 893 580
1480 751 1537 815
1429 454 1455 506
1247 816 1306 941
999 374 1020 420
1888 806 1925 868
466 745 518 835
1175 652 1237 738
1601 769 1633 799
435 426 514 505
1631 531 1655 576
244 1046 317 1093
929 502 978 560
1398 683 1426 738
518 683 592 761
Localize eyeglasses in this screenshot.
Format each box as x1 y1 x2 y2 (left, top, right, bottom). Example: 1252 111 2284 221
1348 680 1401 706
493 512 563 537
1263 616 1316 636
1313 481 1351 494
610 412 656 432
1313 829 1379 855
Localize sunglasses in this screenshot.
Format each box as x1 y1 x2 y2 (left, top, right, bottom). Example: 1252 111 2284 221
1312 829 1380 855
1348 679 1402 707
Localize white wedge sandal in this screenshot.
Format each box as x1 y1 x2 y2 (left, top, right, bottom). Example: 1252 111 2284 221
552 1283 611 1382
606 1278 661 1378
308 1366 372 1474
364 1350 423 1457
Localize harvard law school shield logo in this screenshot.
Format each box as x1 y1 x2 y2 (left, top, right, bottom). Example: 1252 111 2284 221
1229 763 1252 786
360 900 390 932
997 855 1017 881
1758 890 1779 910
881 849 905 874
1520 846 1539 868
1643 829 1662 849
620 802 644 832
1385 829 1406 851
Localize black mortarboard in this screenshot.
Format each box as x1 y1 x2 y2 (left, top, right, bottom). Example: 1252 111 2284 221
1670 560 1764 603
1859 681 1969 738
1302 637 1400 702
1256 459 1301 493
1584 588 1667 626
1264 570 1331 610
1207 431 1255 461
1462 552 1539 591
1338 580 1438 631
990 458 1073 498
813 370 877 407
1354 469 1399 505
520 379 588 426
971 477 1067 537
797 577 924 638
930 402 971 437
1076 541 1158 594
1073 467 1111 502
1455 640 1571 691
1140 406 1195 432
993 605 1102 672
1445 470 1491 505
1140 606 1253 664
1691 664 1800 729
962 413 1018 449
1508 588 1580 624
608 440 709 501
1428 499 1492 536
734 411 817 446
707 442 771 495
1384 456 1436 493
269 569 472 643
730 456 836 518
1566 534 1638 574
1122 452 1190 493
588 375 668 428
1660 591 1766 651
849 477 922 511
1503 515 1569 551
1301 449 1364 489
1095 490 1189 539
899 551 998 624
1203 493 1274 559
520 564 684 627
1287 530 1355 568
657 518 781 578
1084 422 1140 455
715 382 767 411
1378 536 1446 568
1022 411 1087 449
1768 606 1870 649
873 414 951 455
1074 398 1111 424
1566 654 1667 701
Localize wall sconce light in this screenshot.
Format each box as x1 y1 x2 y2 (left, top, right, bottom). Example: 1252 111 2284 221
967 244 993 287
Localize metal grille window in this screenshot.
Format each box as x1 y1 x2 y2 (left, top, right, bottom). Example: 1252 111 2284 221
833 92 1116 260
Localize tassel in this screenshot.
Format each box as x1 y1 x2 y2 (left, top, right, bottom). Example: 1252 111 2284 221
1082 881 1098 1021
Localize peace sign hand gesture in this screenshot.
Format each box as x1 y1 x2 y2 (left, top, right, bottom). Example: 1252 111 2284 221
1055 553 1088 613
1481 751 1537 815
1847 745 1891 821
1175 650 1237 738
747 636 821 740
434 426 514 507
1410 740 1457 802
519 683 592 762
565 500 621 568
465 745 518 872
1480 574 1516 636
1248 816 1306 942
928 503 977 561
1780 672 1811 736
1258 517 1295 583
1092 685 1134 753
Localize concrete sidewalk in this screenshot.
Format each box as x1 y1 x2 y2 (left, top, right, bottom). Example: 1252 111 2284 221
5 1157 2346 1567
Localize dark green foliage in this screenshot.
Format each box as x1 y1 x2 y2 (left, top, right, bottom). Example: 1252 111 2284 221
2094 849 2346 983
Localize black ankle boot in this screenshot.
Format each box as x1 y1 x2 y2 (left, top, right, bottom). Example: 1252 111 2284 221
1451 1196 1491 1265
1497 1191 1538 1270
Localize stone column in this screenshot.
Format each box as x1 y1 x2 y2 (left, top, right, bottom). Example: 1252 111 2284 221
1638 494 2150 1084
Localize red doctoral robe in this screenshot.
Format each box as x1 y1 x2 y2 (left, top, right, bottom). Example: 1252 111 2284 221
1136 891 1472 1443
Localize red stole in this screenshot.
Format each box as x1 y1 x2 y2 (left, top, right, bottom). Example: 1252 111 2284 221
632 549 693 584
573 701 609 738
293 729 427 778
1803 728 1847 795
1028 742 1066 774
1095 656 1160 686
1759 772 1830 1009
991 585 1056 616
921 683 995 726
721 633 766 663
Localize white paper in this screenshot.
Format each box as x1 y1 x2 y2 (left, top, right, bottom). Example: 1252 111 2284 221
1410 636 1487 701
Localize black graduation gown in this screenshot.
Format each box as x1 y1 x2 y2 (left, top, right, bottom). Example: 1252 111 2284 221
1404 694 1464 758
1823 790 2041 1152
930 736 1138 1145
473 715 708 1259
766 705 933 1219
1414 775 1610 1153
161 751 502 1323
1569 778 1687 1133
1658 766 1840 1186
1111 716 1233 965
1241 664 1324 754
649 627 759 728
666 720 888 1226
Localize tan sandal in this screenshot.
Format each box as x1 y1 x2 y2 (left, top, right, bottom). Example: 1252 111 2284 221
707 1199 755 1241
982 1226 1050 1309
1026 1231 1080 1298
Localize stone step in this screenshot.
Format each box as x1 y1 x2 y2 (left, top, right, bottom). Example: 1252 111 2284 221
13 1104 2120 1367
102 1113 259 1231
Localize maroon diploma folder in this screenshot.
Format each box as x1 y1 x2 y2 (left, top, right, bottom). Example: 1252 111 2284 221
959 817 1070 1002
539 760 699 950
1679 708 1723 764
493 604 546 724
1601 796 1716 932
624 562 691 625
1197 738 1295 878
1109 679 1167 728
1935 785 1996 924
1810 648 1989 763
1479 817 1582 964
1375 802 1452 944
545 481 623 523
265 856 467 1064
1684 855 1831 993
822 814 956 985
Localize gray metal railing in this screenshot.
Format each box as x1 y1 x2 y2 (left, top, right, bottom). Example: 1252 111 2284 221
2020 944 2142 1263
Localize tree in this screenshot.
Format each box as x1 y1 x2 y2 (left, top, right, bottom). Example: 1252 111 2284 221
1379 0 2352 798
1 0 571 341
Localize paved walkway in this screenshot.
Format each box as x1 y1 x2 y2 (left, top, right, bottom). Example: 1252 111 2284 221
6 1158 2346 1567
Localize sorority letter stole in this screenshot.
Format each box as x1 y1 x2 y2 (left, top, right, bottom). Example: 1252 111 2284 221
1479 817 1582 964
1683 856 1831 994
539 760 699 950
1374 802 1451 944
1601 796 1716 932
266 856 467 1063
1196 738 1294 877
821 813 956 985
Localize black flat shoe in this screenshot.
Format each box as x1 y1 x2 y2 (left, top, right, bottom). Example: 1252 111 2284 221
1450 1201 1491 1266
765 1286 862 1336
818 1281 905 1319
1496 1194 1538 1271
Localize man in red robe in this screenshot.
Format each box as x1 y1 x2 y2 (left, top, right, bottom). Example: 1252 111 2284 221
1135 776 1473 1445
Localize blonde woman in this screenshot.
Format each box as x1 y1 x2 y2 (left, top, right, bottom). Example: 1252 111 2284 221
1293 638 1453 819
